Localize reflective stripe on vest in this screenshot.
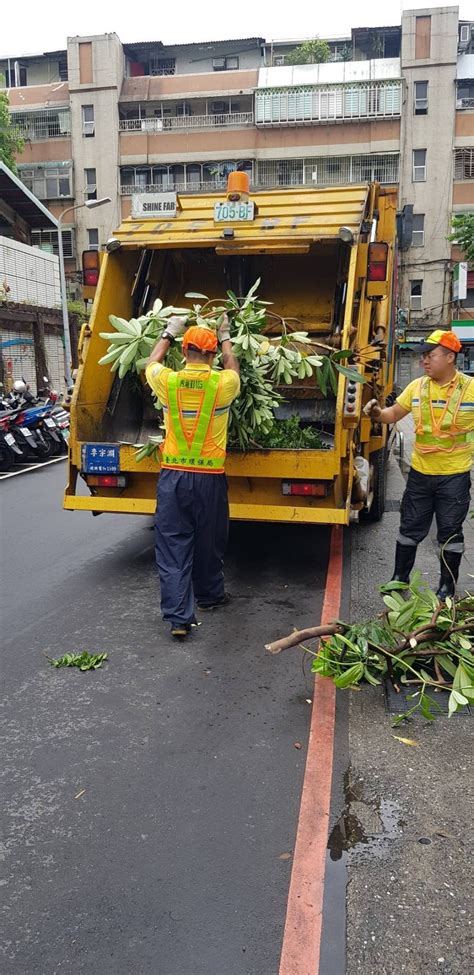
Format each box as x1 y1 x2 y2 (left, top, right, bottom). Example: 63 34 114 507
163 371 223 471
415 375 469 454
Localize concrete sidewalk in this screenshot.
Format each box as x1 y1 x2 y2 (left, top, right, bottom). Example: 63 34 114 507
345 444 473 975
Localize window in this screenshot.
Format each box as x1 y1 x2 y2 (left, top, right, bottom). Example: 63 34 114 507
411 213 425 247
454 148 474 180
84 168 97 200
58 56 68 81
457 81 474 107
11 108 71 139
31 229 75 259
87 229 99 251
459 25 470 43
414 81 428 115
212 56 239 71
5 64 27 87
19 163 72 199
150 57 176 76
410 280 423 310
82 105 95 137
413 149 427 182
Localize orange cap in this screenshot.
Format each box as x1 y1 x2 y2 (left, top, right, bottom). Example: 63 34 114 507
182 325 218 353
420 329 462 354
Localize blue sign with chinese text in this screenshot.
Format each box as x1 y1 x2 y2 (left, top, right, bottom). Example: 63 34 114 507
82 444 120 474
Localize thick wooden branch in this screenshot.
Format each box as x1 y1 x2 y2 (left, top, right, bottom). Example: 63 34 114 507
265 622 341 655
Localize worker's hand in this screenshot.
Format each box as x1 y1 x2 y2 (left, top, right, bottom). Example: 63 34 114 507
363 398 382 420
165 315 188 338
218 313 231 344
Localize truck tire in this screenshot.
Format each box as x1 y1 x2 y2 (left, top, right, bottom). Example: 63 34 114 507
361 447 387 523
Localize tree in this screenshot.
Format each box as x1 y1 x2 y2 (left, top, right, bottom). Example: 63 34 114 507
0 89 24 173
286 39 331 66
449 214 474 264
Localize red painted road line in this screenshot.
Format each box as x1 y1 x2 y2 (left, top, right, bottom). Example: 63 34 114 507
279 525 344 975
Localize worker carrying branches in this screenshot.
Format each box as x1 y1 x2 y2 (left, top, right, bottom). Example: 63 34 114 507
365 329 473 600
146 315 240 638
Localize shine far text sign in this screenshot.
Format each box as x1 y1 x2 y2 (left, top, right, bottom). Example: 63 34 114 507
131 193 178 219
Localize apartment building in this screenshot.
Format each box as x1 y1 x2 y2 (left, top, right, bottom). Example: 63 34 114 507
2 7 473 355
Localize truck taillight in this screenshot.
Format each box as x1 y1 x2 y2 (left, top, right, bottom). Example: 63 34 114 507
282 481 329 497
82 249 100 287
368 242 388 282
86 475 127 487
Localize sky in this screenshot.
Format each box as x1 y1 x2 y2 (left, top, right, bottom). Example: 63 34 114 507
2 0 473 57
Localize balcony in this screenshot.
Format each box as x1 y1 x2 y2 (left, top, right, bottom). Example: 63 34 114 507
120 152 400 197
10 108 71 140
456 97 474 109
255 82 402 126
119 111 254 133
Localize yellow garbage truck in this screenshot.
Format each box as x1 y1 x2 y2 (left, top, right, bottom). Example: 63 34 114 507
65 181 398 525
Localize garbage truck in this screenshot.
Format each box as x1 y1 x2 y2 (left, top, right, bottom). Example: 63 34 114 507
65 180 399 525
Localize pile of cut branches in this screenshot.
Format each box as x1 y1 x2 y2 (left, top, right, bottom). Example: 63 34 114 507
99 279 365 452
265 574 474 722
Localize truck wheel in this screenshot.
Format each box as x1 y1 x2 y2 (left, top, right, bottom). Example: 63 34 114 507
361 448 387 523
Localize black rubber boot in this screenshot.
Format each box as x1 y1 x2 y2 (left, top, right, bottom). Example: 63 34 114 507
391 541 417 583
436 551 462 602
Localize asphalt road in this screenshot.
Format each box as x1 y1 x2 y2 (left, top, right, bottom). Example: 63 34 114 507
1 464 331 975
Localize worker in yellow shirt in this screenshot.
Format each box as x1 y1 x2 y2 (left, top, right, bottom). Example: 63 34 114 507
365 330 473 600
146 315 240 638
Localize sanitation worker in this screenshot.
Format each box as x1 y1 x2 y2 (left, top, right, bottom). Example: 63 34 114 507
146 315 240 638
364 329 473 600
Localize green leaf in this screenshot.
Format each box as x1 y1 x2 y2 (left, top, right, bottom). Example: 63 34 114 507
331 349 354 362
383 594 403 613
185 292 209 299
334 363 367 384
333 663 364 688
379 581 409 593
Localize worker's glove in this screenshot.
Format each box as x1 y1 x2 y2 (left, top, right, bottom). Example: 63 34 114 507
165 315 188 338
363 398 382 419
218 313 231 344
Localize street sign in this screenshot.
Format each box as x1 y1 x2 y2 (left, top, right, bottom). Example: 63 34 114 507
131 193 178 219
453 262 468 302
81 444 120 474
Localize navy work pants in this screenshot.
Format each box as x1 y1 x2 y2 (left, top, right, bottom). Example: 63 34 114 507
398 469 471 553
154 469 229 626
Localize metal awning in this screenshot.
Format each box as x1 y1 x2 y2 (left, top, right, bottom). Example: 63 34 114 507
114 184 371 250
0 161 58 230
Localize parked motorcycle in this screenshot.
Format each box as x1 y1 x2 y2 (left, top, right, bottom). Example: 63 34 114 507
0 413 24 472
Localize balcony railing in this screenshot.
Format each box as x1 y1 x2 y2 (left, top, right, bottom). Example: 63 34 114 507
456 97 474 110
10 108 71 140
120 153 400 197
121 180 229 196
255 82 402 126
119 111 254 133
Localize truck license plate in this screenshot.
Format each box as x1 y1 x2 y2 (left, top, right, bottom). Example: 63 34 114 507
82 443 120 474
214 201 255 223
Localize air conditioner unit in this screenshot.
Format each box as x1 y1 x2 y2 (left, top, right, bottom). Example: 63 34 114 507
415 98 428 111
213 58 226 70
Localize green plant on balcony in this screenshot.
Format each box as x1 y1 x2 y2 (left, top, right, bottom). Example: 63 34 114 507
286 39 331 66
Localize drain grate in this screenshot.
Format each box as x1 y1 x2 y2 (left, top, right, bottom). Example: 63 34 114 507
384 680 472 716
